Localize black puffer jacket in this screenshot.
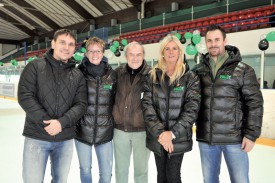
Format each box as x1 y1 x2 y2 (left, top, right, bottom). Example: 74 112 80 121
142 66 201 156
75 57 116 146
193 45 263 144
18 49 88 142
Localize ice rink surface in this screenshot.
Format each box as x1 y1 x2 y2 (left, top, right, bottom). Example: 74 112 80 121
1 98 275 183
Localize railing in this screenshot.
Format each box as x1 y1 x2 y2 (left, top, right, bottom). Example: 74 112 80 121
0 0 273 63
113 5 274 45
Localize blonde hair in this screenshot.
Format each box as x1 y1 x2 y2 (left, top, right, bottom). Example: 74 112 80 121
85 36 106 52
151 35 185 85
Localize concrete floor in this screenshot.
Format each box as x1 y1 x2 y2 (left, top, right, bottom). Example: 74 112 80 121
1 98 275 183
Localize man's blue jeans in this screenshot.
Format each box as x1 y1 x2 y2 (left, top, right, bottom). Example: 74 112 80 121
199 142 249 183
22 137 73 183
75 140 113 183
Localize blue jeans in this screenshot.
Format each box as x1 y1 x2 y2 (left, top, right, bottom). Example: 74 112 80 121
113 129 151 183
22 137 73 183
75 140 113 183
199 142 249 183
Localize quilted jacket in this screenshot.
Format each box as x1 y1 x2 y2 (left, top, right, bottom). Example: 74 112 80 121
75 57 116 146
18 49 88 142
192 45 263 144
142 65 201 156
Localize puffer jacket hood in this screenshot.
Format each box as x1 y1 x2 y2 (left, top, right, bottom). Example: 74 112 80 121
77 56 110 76
200 45 241 67
77 56 90 72
78 55 109 67
45 49 77 68
184 53 190 72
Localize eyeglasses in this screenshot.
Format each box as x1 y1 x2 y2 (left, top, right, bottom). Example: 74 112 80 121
87 50 103 54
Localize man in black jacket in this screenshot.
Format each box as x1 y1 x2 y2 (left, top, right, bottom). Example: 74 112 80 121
193 25 263 183
18 29 87 183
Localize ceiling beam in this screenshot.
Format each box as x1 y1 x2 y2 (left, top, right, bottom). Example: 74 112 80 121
0 39 20 45
0 11 35 37
3 5 42 30
64 0 94 21
89 0 115 14
128 0 142 11
11 0 60 30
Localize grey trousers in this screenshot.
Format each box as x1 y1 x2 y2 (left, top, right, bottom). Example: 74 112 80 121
113 129 151 183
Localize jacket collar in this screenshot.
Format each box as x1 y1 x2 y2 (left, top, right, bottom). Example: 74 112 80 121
44 49 76 69
78 56 111 77
202 45 242 67
121 60 150 76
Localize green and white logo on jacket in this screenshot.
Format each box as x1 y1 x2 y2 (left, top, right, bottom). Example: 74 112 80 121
173 84 185 92
103 84 112 90
219 74 231 80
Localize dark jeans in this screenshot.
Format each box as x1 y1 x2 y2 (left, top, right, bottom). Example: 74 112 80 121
154 152 184 183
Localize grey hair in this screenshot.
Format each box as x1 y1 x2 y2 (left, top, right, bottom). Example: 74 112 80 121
124 41 145 57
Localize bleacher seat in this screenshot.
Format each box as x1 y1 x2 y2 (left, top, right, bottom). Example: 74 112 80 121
113 5 275 45
246 12 254 19
216 17 223 25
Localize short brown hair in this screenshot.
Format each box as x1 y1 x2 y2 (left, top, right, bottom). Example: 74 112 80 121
85 36 106 52
53 29 76 42
206 25 226 40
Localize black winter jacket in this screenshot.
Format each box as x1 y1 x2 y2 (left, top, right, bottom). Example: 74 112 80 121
18 49 88 142
193 45 263 144
75 57 116 146
142 66 201 156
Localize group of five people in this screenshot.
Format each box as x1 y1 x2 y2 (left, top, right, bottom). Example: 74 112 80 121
18 24 263 183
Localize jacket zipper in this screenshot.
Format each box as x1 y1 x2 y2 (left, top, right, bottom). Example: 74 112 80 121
94 76 100 144
208 61 225 144
166 80 171 158
206 61 215 144
54 64 62 141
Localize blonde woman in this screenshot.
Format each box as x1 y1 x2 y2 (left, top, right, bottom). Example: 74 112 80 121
142 35 201 183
